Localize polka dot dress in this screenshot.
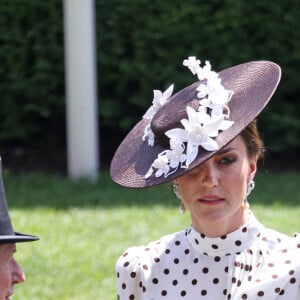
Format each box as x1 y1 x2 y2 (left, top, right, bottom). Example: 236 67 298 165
116 211 300 299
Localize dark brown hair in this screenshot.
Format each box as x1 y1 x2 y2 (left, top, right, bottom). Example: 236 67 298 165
240 119 265 159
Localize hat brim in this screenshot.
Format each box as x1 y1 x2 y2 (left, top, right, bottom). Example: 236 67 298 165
110 60 281 188
0 232 39 243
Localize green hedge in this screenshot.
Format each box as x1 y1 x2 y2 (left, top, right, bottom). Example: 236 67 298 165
0 1 299 164
0 1 64 145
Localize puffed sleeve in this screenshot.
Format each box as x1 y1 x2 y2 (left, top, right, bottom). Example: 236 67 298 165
116 246 144 300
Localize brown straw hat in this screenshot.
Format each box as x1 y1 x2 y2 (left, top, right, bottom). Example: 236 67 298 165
110 58 281 188
0 159 39 243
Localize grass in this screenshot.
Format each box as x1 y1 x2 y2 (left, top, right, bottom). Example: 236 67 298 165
3 170 300 299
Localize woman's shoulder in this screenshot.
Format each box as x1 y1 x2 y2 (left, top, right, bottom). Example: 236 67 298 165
259 226 300 255
116 228 188 271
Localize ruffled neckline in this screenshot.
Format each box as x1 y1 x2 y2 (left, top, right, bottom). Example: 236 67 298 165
187 211 263 256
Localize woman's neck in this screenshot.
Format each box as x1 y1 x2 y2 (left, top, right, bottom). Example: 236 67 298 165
191 208 249 238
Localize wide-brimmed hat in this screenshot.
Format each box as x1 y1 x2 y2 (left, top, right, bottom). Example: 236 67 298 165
110 57 281 188
0 159 39 243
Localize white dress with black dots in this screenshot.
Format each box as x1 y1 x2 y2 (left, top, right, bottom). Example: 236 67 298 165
116 211 300 299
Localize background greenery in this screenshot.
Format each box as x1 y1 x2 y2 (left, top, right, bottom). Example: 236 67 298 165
0 0 299 170
5 171 300 299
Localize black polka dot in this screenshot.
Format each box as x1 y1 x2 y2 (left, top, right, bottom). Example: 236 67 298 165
290 278 296 284
275 287 281 293
235 261 241 267
152 278 158 284
258 291 264 297
279 289 285 295
173 258 179 264
213 278 219 284
235 240 242 246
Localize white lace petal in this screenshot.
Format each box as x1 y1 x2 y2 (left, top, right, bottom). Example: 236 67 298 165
163 84 174 100
165 128 187 141
201 138 219 151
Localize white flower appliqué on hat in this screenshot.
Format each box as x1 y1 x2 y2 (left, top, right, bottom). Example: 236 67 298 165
143 56 234 179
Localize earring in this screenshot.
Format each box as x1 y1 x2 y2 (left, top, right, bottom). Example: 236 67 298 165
243 180 255 210
246 180 255 197
173 182 181 199
173 182 185 214
179 201 186 214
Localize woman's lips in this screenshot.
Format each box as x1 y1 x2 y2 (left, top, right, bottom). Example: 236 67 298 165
198 195 224 205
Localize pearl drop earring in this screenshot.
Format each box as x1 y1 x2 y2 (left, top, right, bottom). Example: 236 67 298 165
173 182 185 214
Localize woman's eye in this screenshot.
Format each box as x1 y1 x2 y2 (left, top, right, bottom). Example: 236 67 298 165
219 156 236 165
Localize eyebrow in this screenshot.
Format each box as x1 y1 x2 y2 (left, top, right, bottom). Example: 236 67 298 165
216 147 237 155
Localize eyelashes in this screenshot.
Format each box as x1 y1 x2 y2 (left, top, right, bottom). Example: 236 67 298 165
218 156 236 165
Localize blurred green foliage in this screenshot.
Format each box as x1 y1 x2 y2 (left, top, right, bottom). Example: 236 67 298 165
0 0 299 162
0 1 64 145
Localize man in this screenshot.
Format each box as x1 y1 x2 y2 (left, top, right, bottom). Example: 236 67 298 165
0 159 38 299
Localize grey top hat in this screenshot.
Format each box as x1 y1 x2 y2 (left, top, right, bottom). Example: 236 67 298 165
0 159 39 243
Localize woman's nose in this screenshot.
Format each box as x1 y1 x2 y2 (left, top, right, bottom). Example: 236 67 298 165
199 161 219 188
11 259 25 284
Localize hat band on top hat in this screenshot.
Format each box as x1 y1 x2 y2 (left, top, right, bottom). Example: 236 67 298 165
142 57 235 179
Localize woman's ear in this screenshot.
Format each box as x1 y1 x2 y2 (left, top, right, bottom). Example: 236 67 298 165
248 155 258 182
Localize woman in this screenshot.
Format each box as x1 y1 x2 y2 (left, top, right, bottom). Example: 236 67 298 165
110 57 300 299
0 160 39 300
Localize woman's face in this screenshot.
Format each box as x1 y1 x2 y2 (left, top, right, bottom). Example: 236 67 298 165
175 136 257 236
0 243 25 300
